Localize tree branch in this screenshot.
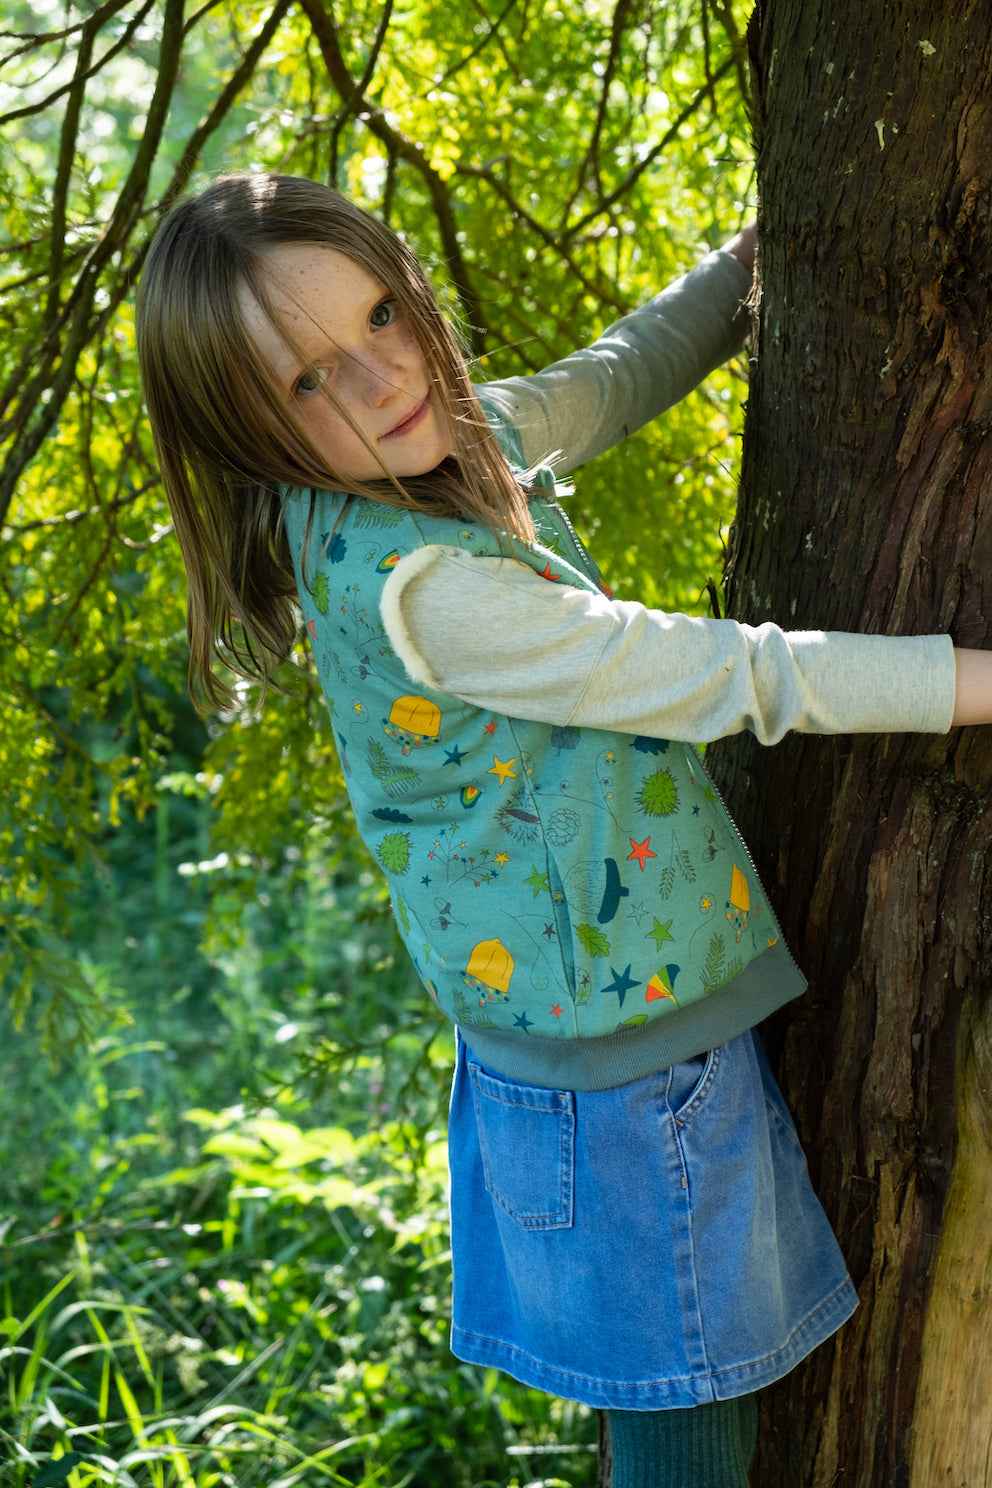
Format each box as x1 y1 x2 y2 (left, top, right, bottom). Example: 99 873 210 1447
153 0 295 220
561 0 636 225
0 0 133 67
328 0 395 185
0 0 184 530
298 0 486 346
454 160 628 315
564 54 735 242
0 0 152 128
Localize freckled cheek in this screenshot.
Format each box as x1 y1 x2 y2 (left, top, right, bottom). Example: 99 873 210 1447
307 406 368 463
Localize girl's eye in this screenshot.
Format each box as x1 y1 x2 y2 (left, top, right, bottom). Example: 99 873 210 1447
370 298 399 330
295 367 328 396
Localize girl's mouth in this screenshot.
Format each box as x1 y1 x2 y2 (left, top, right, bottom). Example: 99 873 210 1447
384 397 429 440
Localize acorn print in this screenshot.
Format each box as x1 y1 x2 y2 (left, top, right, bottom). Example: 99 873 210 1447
463 938 514 1007
726 864 751 941
383 695 442 753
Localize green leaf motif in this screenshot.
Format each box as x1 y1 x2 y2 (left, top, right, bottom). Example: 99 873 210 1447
576 923 610 957
311 571 330 614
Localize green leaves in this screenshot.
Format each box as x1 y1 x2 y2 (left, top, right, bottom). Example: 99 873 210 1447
30 1454 95 1487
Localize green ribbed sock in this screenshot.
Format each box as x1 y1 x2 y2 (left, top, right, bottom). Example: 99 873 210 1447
607 1394 758 1488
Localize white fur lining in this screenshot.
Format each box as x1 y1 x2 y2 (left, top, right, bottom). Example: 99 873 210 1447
380 545 465 690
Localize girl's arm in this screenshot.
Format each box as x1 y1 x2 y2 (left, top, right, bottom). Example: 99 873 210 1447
382 549 961 746
477 235 753 475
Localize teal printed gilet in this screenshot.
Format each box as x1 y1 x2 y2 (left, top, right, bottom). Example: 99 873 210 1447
282 457 806 1091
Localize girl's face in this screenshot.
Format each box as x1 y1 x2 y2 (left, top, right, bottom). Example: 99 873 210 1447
241 243 455 482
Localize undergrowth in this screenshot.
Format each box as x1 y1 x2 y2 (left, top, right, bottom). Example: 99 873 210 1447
1 783 596 1487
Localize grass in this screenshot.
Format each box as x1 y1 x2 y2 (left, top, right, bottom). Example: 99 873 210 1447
0 796 598 1487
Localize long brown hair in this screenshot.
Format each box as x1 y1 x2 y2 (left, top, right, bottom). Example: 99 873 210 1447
136 173 535 710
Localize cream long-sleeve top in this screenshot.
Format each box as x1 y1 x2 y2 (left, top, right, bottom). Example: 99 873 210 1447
381 247 957 745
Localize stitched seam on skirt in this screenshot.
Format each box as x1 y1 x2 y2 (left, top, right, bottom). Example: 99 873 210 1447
451 1277 854 1392
450 1328 709 1390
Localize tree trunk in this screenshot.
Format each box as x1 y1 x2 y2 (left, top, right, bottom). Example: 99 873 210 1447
708 3 992 1484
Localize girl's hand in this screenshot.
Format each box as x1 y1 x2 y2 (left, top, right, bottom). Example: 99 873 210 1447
723 222 757 276
952 649 992 726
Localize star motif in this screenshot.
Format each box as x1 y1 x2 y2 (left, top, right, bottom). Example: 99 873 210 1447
443 745 466 766
483 721 497 735
627 836 658 871
550 1003 563 1019
421 875 431 886
648 917 675 950
514 1011 534 1032
488 755 518 785
600 964 641 1007
524 866 550 897
543 922 556 939
538 562 561 581
494 852 510 866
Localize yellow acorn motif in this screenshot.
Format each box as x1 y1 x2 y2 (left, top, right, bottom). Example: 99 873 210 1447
464 938 514 1006
383 695 442 753
728 864 750 913
726 864 751 942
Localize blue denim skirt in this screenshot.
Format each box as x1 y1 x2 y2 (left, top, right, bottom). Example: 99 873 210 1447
447 1028 857 1409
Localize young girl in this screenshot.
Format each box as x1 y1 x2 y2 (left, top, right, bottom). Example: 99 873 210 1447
136 173 992 1487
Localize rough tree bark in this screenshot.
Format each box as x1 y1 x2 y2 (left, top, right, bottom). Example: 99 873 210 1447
708 3 992 1485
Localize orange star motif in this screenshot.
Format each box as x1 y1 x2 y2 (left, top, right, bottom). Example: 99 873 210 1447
539 562 561 581
550 1003 563 1018
627 837 658 871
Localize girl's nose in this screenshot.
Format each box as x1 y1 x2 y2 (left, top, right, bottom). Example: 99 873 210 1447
359 349 405 406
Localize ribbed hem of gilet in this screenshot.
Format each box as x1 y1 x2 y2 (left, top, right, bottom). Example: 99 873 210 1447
457 939 805 1091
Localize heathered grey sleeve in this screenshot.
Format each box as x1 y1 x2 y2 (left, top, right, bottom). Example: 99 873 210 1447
381 550 957 744
476 248 752 474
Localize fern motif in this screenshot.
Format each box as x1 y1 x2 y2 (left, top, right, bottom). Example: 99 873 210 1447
700 933 744 994
354 499 404 528
658 836 695 899
453 987 498 1029
367 738 421 797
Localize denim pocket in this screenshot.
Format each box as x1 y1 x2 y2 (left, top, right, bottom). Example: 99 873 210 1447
668 1048 717 1125
468 1061 575 1230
